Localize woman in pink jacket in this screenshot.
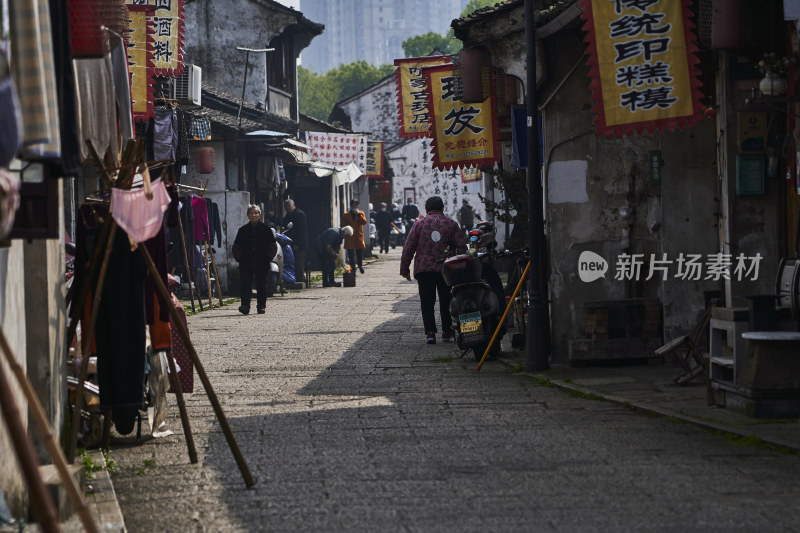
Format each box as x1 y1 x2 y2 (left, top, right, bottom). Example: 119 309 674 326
400 196 467 344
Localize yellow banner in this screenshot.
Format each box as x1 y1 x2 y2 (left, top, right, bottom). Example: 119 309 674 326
126 0 184 76
426 64 499 171
581 0 703 136
394 56 450 138
127 6 154 120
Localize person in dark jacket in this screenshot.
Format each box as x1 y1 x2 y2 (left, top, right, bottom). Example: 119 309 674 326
232 205 277 315
402 198 420 221
373 202 393 254
282 199 308 286
315 226 353 287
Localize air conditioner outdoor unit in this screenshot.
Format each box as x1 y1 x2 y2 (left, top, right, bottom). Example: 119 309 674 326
174 64 202 107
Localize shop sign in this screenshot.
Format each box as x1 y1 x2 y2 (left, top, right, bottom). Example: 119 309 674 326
394 55 451 139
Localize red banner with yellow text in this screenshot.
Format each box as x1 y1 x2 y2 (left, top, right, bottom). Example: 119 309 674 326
424 63 499 171
580 0 704 138
394 55 451 139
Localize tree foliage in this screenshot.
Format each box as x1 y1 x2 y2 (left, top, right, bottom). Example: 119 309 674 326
298 60 395 122
481 167 528 251
402 32 456 58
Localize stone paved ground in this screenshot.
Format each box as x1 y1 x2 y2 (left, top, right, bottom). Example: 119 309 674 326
108 249 800 532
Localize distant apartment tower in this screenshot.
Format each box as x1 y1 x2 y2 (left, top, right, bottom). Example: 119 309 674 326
300 0 468 73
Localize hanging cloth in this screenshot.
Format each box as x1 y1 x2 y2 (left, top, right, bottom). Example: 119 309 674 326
47 0 80 175
153 107 178 162
207 199 222 247
108 32 134 145
111 178 170 243
9 0 61 159
73 54 118 163
191 196 210 242
0 73 23 168
190 117 211 141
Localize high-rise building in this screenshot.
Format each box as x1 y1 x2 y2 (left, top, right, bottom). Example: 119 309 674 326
300 0 469 73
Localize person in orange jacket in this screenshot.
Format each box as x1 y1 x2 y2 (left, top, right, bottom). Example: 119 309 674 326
342 199 368 274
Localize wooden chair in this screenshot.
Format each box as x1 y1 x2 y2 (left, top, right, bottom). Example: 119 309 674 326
654 308 711 385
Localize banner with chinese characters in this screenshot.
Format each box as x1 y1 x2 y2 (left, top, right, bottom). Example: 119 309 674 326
580 0 703 138
306 132 367 170
460 166 482 183
394 55 451 139
363 141 384 178
127 4 156 121
423 63 500 171
126 0 185 76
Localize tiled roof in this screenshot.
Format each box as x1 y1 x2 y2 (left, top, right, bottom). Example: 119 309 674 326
451 0 578 36
199 84 298 136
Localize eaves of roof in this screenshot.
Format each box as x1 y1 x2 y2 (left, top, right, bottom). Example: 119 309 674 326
249 0 324 36
298 113 351 134
451 0 580 44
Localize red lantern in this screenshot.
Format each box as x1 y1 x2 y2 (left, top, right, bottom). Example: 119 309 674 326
195 147 216 174
380 180 390 196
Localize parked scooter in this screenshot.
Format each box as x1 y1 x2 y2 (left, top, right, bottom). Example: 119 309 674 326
443 248 507 361
467 220 497 253
268 222 292 297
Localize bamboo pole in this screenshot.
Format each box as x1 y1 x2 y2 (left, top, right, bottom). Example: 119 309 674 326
204 242 213 308
208 244 225 307
476 261 530 372
138 244 255 488
0 329 99 533
163 346 198 464
176 214 199 312
0 360 60 533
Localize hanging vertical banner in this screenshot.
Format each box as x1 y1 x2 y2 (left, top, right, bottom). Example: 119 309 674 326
580 0 704 138
394 55 451 139
306 132 368 170
424 63 500 171
127 4 156 121
126 0 185 76
363 141 384 178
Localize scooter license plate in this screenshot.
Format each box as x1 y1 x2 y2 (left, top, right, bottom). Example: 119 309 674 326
459 312 482 334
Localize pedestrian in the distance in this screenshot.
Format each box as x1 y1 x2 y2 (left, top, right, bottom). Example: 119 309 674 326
283 198 308 286
342 199 367 274
402 198 419 222
232 205 278 315
374 202 392 254
315 225 353 287
400 196 467 344
458 199 475 234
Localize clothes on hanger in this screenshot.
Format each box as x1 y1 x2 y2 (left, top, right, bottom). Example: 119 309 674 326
110 178 170 243
151 107 178 162
73 54 117 163
191 195 210 242
207 198 222 247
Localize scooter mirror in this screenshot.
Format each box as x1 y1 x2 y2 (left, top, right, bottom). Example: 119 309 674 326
286 222 294 229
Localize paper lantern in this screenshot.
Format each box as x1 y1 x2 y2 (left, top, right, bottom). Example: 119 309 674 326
195 147 216 174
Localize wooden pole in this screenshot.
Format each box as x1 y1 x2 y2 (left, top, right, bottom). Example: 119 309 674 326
0 328 99 533
0 361 60 533
67 222 117 463
163 347 198 464
204 242 213 308
208 244 225 307
138 244 255 488
476 261 531 372
176 214 200 312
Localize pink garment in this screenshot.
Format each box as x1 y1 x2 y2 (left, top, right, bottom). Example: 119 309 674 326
191 197 210 242
111 178 170 243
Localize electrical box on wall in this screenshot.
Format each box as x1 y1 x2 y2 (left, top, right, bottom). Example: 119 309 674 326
736 154 765 195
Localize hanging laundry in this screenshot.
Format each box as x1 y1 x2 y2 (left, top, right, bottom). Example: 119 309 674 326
167 274 193 393
9 0 61 159
152 107 178 163
73 54 117 163
111 178 170 243
191 196 210 242
190 117 211 141
0 73 23 168
108 32 134 145
206 198 222 247
0 169 21 239
46 0 80 175
176 109 190 165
